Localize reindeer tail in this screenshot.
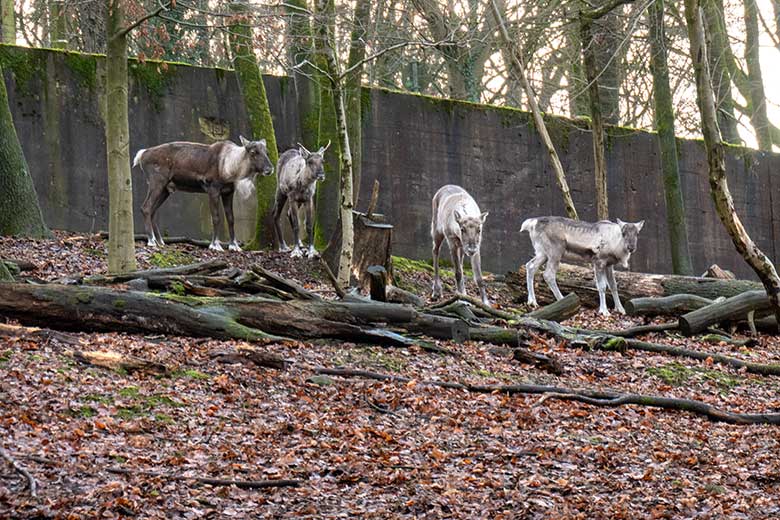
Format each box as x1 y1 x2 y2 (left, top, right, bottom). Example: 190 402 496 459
132 149 146 169
521 217 537 233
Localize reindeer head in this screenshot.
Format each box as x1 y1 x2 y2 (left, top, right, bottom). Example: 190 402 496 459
298 141 331 182
454 209 489 257
616 218 645 254
240 136 274 177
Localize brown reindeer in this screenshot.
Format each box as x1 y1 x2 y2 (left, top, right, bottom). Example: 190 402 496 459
133 137 273 251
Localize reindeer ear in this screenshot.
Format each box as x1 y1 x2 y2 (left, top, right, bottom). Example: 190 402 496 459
480 211 489 223
454 209 463 225
635 220 645 232
616 218 626 228
258 138 266 147
239 135 250 147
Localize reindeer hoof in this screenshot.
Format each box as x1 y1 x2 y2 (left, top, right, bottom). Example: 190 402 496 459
305 247 319 259
228 242 242 252
598 309 611 317
147 238 159 248
278 245 291 253
615 306 626 315
290 247 303 258
527 300 539 309
209 241 223 252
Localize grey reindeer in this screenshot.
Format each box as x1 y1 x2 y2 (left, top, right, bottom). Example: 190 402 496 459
431 185 490 305
134 137 274 251
272 141 330 258
521 216 644 316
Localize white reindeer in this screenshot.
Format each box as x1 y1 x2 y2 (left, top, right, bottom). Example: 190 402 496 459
521 216 644 316
431 185 490 305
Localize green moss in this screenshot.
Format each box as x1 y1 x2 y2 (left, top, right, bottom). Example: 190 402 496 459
0 44 46 96
63 52 97 91
148 250 192 268
113 298 126 309
68 405 97 418
83 393 114 404
75 291 93 304
171 368 210 380
118 386 140 398
168 280 185 296
0 349 11 365
646 362 743 391
128 59 177 111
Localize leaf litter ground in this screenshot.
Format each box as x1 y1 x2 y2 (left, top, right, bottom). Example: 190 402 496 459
2 233 780 518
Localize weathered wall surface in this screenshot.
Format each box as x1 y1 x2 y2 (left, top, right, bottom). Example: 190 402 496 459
4 45 779 278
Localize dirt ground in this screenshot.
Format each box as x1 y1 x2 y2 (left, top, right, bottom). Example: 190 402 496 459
2 232 780 519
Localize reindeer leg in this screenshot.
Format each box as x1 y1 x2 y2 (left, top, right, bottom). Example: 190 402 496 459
606 265 625 314
542 254 564 301
304 198 318 258
141 178 167 248
525 254 546 308
288 202 303 258
207 187 224 251
221 191 241 251
272 191 289 252
471 250 490 306
451 240 465 296
151 189 169 246
594 263 610 316
431 232 444 299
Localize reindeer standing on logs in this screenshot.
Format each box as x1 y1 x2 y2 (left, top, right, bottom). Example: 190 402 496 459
133 137 274 251
521 217 644 316
272 142 330 258
431 185 490 305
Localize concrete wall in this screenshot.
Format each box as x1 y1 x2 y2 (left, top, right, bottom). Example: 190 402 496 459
5 46 780 278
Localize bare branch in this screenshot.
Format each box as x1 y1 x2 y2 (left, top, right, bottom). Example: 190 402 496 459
116 1 173 39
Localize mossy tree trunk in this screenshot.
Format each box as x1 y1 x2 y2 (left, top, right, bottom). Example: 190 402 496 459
491 0 578 220
0 63 49 238
742 0 771 151
285 0 319 149
105 0 137 273
228 0 279 250
648 0 693 275
315 0 353 288
313 0 340 249
345 0 370 206
702 0 741 144
684 0 780 329
49 0 67 48
581 17 609 220
0 258 12 282
1 0 14 43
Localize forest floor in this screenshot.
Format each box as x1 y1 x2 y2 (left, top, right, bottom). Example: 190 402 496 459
2 232 780 518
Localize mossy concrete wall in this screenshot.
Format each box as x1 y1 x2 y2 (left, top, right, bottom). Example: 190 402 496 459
5 45 780 277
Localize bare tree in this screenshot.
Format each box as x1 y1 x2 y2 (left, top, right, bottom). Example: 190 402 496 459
684 0 780 327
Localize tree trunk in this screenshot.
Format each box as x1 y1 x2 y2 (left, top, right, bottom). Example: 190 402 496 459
105 1 136 274
345 0 370 206
313 0 340 250
229 0 280 250
648 0 693 275
1 0 14 43
624 294 714 317
76 0 105 53
591 2 622 125
581 18 609 220
742 0 772 150
506 262 762 307
317 3 354 288
285 0 319 150
491 0 578 220
702 0 741 144
684 0 780 329
0 63 49 238
49 0 66 48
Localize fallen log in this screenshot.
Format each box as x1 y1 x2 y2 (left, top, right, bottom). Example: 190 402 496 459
72 350 169 375
680 290 771 335
315 366 780 425
625 294 714 317
506 263 762 307
84 259 228 285
0 447 37 498
1 257 36 271
252 265 322 301
526 293 580 322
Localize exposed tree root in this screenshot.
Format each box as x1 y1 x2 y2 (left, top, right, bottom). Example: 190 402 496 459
315 367 780 425
0 447 37 497
105 466 302 489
